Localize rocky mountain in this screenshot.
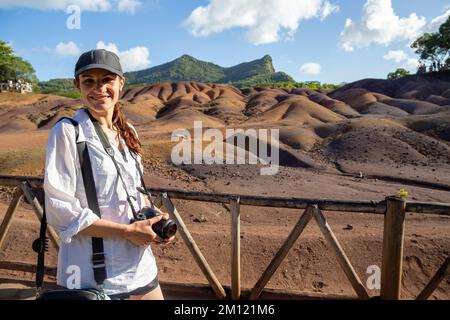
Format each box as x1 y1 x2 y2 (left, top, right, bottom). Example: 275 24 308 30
124 54 294 88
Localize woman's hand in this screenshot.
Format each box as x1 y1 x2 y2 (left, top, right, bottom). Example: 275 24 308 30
124 211 176 246
124 215 164 246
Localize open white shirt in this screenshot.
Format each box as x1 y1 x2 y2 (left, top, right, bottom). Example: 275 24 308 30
44 108 157 295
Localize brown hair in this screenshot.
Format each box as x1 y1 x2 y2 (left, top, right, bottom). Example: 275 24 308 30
113 103 142 155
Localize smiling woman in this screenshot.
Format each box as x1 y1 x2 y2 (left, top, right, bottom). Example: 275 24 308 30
43 49 175 300
73 50 141 155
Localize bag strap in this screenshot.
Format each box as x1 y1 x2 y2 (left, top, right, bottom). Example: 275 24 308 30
33 181 48 290
35 117 106 292
69 118 107 286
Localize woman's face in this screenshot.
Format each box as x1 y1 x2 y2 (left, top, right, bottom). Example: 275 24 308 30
74 68 125 116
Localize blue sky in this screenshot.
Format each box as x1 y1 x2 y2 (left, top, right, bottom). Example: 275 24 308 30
0 0 449 84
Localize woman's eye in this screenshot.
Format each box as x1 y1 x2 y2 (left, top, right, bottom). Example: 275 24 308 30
103 77 115 83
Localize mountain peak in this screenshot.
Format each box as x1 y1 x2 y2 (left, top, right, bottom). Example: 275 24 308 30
260 55 274 73
178 54 196 61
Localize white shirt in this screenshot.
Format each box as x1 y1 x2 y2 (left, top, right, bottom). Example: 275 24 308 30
44 108 157 295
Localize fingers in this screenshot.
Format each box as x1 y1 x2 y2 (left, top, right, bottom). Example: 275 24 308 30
148 214 163 225
152 235 175 245
164 235 175 243
161 212 170 220
128 214 175 246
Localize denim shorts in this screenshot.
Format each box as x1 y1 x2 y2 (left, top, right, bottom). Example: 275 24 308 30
108 276 160 300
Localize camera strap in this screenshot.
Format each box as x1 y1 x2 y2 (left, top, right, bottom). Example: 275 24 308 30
85 109 142 220
128 151 154 206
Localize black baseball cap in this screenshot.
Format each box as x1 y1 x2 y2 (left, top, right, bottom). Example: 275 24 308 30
74 49 123 78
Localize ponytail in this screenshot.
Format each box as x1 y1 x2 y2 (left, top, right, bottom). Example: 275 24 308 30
113 103 142 155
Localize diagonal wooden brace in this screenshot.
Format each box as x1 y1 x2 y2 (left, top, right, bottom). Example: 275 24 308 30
160 192 226 299
249 205 314 300
19 181 60 250
416 256 450 300
313 206 370 299
0 187 24 249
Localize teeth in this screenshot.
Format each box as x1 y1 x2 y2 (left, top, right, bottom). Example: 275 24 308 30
91 96 109 99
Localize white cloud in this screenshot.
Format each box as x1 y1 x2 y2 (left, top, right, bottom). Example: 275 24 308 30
55 41 80 56
0 0 141 13
383 50 407 63
429 8 450 31
96 41 150 72
299 62 321 75
383 50 418 70
96 41 119 54
183 0 339 45
117 0 141 13
119 47 150 72
321 0 339 21
340 0 426 52
406 58 419 69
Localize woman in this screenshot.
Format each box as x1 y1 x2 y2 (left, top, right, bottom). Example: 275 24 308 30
44 49 173 300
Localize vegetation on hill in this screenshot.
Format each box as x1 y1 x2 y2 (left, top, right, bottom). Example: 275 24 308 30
221 55 276 82
251 81 343 90
387 68 410 80
125 54 225 84
37 78 80 98
0 40 37 84
125 54 294 88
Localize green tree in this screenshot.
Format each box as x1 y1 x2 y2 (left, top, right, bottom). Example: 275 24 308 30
411 16 450 72
0 40 15 82
387 68 410 80
0 40 37 83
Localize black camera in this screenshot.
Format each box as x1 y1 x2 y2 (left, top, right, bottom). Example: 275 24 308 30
130 206 177 239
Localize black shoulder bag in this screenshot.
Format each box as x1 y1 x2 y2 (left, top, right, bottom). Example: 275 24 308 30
34 117 109 300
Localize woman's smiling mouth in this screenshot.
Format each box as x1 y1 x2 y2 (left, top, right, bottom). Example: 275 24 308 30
89 94 111 101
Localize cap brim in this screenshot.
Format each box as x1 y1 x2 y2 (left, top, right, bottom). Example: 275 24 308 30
75 63 123 78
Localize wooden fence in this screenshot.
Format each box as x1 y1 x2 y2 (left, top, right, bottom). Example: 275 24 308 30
0 175 449 300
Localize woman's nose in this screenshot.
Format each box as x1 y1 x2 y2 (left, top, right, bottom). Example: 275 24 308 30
94 81 107 91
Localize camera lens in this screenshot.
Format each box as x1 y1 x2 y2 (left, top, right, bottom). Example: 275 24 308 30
153 219 177 239
163 221 177 238
139 206 177 239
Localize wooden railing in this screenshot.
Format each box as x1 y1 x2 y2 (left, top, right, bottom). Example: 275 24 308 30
0 175 449 300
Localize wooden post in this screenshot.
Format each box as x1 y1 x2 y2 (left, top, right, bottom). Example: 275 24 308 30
381 196 406 300
249 205 314 300
416 256 450 300
0 188 23 249
19 182 60 250
153 193 163 208
230 196 240 300
161 193 226 299
313 206 370 300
